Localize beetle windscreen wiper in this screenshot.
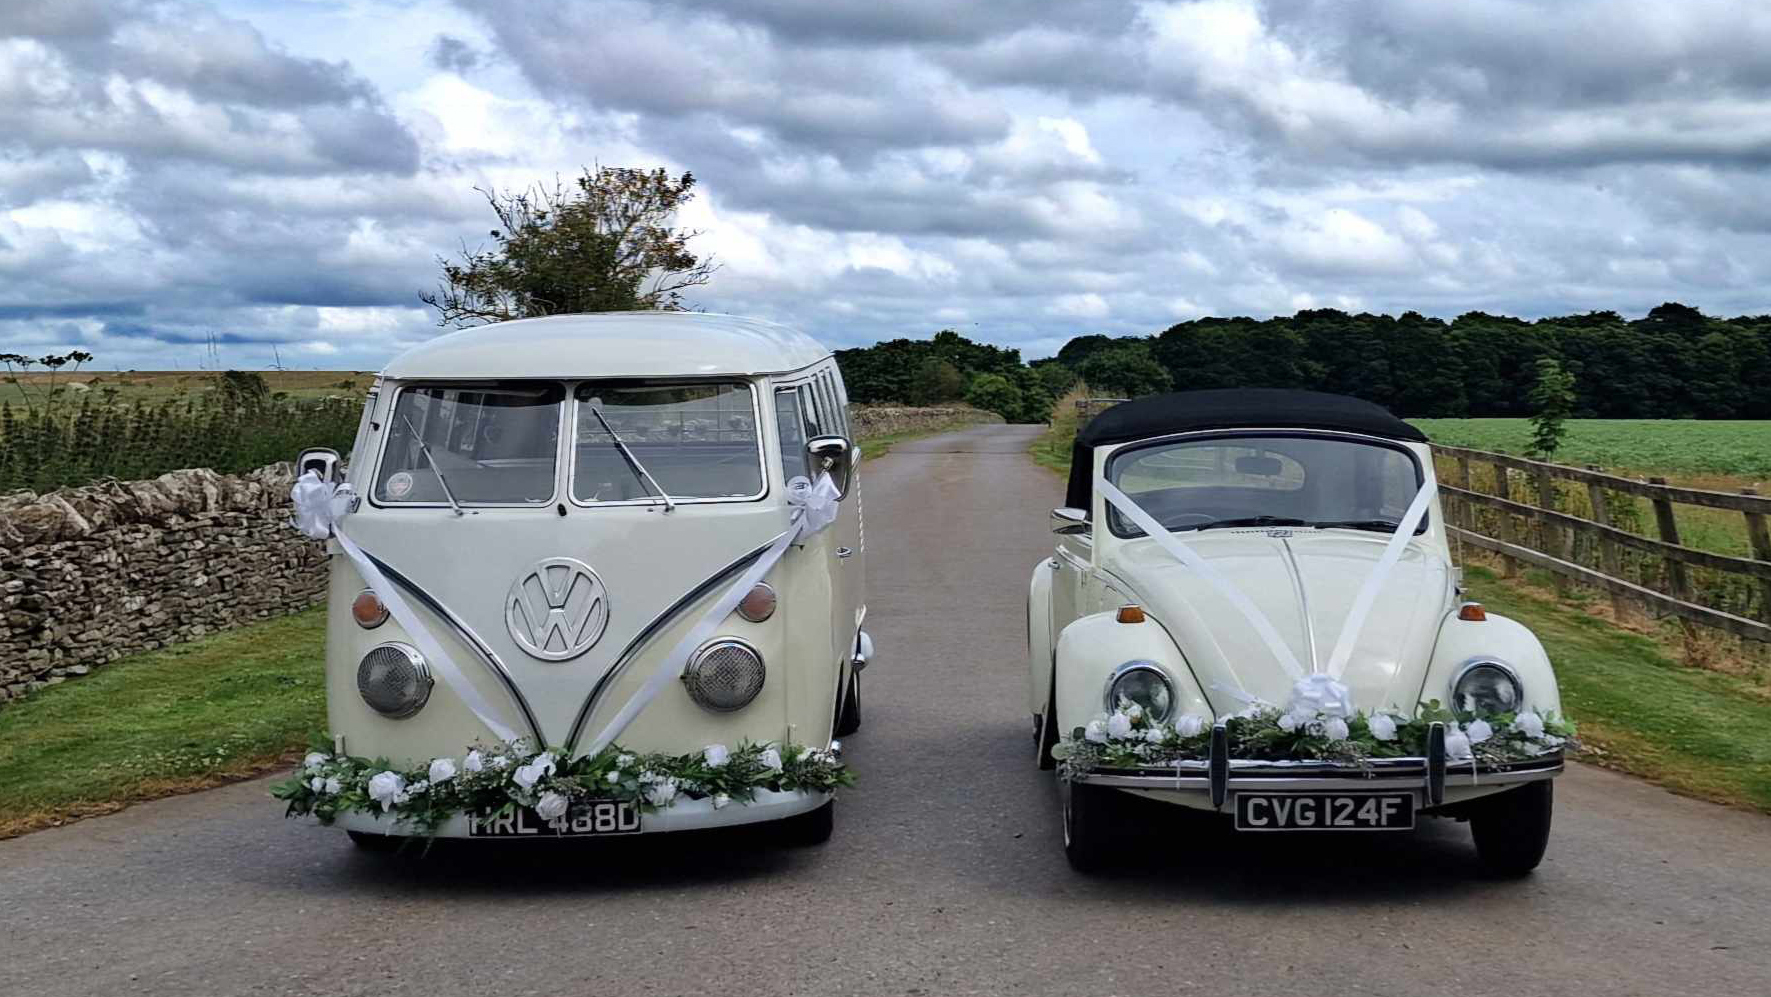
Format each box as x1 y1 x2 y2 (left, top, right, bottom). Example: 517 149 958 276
1189 515 1308 532
1312 519 1405 532
587 406 677 513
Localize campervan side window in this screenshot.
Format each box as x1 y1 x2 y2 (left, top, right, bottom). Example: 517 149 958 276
375 382 564 505
572 381 765 504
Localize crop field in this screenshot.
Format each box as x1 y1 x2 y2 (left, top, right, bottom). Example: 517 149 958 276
1412 418 1771 480
1 369 372 406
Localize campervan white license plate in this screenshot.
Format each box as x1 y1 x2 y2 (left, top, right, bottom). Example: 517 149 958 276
1234 792 1414 831
467 800 642 838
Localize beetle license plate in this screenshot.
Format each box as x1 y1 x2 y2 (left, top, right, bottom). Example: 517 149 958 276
467 800 642 838
1234 792 1414 831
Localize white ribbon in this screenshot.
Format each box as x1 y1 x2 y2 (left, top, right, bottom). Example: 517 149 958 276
291 471 523 744
1320 480 1435 679
577 472 841 757
1099 479 1307 682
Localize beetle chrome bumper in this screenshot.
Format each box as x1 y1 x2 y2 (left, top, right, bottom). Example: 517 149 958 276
1077 753 1562 801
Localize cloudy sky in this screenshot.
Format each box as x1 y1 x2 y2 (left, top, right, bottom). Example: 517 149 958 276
6 0 1771 370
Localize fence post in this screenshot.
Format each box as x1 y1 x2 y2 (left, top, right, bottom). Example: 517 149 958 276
1742 488 1771 623
1455 454 1474 530
1490 460 1518 576
1585 467 1630 622
1647 477 1692 602
1534 463 1572 595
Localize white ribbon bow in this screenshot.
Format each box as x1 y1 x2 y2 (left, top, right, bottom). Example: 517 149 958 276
1289 673 1355 718
576 472 842 757
290 471 523 743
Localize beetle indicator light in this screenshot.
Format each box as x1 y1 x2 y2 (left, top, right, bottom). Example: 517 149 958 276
1116 605 1146 624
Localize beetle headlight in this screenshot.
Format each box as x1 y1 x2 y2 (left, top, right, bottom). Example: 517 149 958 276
1104 661 1174 722
1451 660 1522 715
357 642 432 718
682 638 766 712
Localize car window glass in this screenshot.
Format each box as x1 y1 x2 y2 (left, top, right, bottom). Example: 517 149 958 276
776 386 809 483
573 381 762 502
377 383 563 504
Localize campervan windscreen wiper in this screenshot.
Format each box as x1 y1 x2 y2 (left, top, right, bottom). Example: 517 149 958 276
588 406 677 513
400 414 464 517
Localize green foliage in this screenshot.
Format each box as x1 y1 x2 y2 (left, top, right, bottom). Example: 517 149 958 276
422 166 715 326
1526 357 1577 458
963 372 1023 421
1075 341 1172 398
906 358 964 405
0 390 362 493
214 369 270 406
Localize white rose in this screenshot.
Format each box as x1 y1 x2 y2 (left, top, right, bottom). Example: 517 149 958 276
428 758 458 784
1445 728 1473 760
1175 714 1206 738
759 747 784 772
1106 712 1134 739
616 753 636 768
1124 702 1144 722
308 776 326 793
1513 711 1545 739
606 771 620 784
703 744 730 768
535 791 569 821
1144 725 1167 744
366 771 405 811
303 752 329 772
323 777 341 794
1368 713 1399 742
711 793 731 810
1278 712 1301 732
1083 719 1108 744
513 754 555 790
463 750 484 773
1466 719 1494 745
644 777 679 807
490 755 510 770
1322 717 1350 742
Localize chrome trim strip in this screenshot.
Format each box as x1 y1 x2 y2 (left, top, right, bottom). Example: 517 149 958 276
1278 537 1318 672
563 538 776 751
365 552 547 746
1078 753 1564 792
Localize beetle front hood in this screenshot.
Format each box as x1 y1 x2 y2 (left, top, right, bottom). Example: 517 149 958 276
1104 532 1452 715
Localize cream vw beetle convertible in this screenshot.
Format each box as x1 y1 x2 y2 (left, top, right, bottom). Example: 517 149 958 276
1030 390 1574 876
278 313 869 846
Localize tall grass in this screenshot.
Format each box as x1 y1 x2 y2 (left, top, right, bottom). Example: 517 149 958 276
0 391 363 493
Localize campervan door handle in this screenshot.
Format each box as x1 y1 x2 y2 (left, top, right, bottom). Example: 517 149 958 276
837 547 854 559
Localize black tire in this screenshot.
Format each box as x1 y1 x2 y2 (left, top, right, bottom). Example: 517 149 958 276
834 671 861 737
1060 781 1122 873
779 800 835 846
347 830 404 853
1470 780 1554 877
1035 682 1059 770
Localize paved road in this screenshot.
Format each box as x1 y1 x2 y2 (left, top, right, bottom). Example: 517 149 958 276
3 424 1769 996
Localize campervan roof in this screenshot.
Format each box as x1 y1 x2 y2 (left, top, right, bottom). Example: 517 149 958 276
381 312 833 380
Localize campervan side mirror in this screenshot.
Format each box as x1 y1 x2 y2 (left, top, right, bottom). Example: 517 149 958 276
806 435 854 499
297 447 344 484
1051 507 1089 534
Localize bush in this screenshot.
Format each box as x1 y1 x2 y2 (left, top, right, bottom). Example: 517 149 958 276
964 373 1024 422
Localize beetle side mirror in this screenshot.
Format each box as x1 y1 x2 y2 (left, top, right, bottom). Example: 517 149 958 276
297 447 343 483
1051 507 1089 534
806 435 855 499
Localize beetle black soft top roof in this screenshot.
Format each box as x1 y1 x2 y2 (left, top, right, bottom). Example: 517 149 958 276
1066 388 1427 509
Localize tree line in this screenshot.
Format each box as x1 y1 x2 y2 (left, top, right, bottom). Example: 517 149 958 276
838 303 1771 421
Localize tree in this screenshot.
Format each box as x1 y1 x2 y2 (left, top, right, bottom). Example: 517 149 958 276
1526 358 1576 458
906 358 965 405
964 373 1024 422
1077 343 1172 399
423 166 715 326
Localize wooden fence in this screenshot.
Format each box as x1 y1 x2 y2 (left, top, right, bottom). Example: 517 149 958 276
1432 445 1771 643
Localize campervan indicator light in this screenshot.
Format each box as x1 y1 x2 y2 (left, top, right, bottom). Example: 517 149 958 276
352 589 390 629
736 582 777 623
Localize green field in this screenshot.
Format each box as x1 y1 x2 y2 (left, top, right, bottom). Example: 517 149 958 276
1 369 372 407
1413 418 1771 480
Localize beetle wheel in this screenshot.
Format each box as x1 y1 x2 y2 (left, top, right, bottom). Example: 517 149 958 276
1470 781 1553 877
1035 682 1059 770
835 671 861 737
1060 780 1121 873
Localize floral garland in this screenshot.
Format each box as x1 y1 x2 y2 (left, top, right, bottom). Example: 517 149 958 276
1052 695 1575 780
272 737 852 835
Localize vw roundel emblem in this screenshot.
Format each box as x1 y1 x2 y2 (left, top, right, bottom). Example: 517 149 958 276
504 558 610 661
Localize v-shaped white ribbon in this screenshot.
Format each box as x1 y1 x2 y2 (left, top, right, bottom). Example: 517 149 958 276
1321 480 1436 679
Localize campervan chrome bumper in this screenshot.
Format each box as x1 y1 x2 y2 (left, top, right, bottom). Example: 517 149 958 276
1078 753 1563 810
326 788 830 839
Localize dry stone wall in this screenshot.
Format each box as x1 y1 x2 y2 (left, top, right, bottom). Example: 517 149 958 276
0 463 325 704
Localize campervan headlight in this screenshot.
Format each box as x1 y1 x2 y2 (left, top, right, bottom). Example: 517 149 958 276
682 639 766 712
357 642 433 719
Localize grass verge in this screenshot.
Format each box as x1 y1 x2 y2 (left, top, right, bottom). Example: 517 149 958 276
0 610 326 839
1461 566 1771 812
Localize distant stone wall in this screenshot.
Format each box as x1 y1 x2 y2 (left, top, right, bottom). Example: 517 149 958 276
851 405 1003 440
0 463 326 705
